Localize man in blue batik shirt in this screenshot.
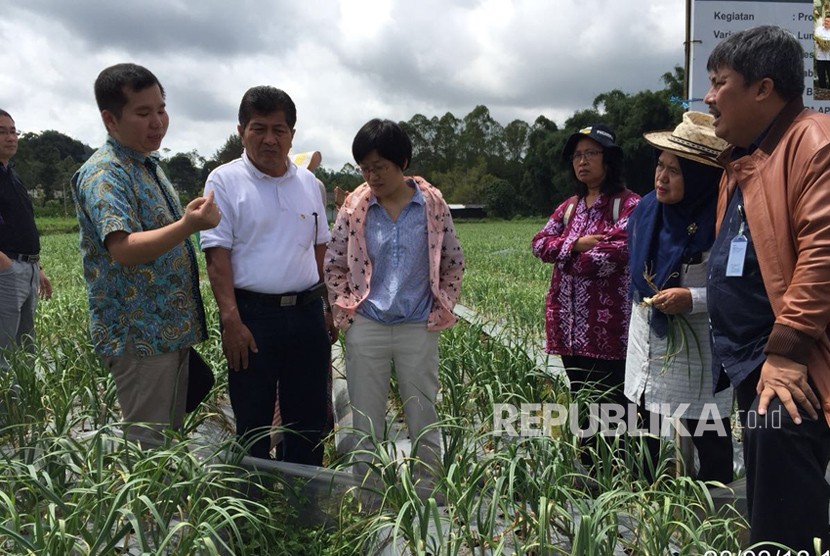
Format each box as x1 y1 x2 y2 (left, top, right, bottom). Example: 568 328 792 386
72 63 220 445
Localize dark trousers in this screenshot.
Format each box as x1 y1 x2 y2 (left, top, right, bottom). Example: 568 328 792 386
561 356 630 468
736 366 830 551
637 403 733 484
229 295 330 465
686 415 733 483
818 60 830 89
561 355 627 407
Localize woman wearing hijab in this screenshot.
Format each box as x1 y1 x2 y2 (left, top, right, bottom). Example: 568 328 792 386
625 112 733 484
532 124 640 411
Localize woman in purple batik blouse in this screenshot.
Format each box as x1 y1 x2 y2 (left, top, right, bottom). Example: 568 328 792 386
532 124 640 412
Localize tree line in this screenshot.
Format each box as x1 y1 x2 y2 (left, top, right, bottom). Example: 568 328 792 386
17 67 684 219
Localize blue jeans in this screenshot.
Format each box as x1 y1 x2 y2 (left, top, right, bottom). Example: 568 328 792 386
228 295 329 464
0 260 39 370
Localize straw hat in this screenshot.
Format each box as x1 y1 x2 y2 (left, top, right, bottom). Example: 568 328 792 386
643 111 728 167
291 150 322 171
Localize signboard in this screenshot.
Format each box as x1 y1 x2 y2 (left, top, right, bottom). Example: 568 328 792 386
690 0 829 113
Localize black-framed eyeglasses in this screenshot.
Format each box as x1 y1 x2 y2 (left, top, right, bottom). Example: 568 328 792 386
570 149 602 162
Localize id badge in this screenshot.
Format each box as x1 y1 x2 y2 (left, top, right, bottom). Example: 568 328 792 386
725 235 747 277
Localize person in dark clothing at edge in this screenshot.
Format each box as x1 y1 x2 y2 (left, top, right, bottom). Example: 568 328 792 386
0 109 52 372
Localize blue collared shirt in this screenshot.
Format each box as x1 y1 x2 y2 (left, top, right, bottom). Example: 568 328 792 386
71 137 207 356
357 183 432 324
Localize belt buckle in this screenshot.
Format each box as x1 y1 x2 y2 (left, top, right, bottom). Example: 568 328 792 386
280 295 298 307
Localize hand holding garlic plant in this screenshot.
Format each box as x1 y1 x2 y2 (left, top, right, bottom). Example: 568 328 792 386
639 266 692 314
642 287 692 315
640 264 702 376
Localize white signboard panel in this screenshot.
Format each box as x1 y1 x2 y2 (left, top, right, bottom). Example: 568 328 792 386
690 1 829 113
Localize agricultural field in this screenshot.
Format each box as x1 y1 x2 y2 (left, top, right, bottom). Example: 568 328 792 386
456 219 551 336
0 220 749 555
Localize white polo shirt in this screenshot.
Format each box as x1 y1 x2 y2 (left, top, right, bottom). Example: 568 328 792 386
200 152 331 294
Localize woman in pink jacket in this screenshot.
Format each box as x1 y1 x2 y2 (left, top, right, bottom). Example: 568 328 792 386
324 119 464 490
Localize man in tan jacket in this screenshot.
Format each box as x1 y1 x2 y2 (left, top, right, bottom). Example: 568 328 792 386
705 25 830 551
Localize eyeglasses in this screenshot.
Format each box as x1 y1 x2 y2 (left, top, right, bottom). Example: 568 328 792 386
358 163 391 177
570 149 602 162
0 128 20 138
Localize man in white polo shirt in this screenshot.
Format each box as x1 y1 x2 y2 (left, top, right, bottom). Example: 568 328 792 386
201 86 336 464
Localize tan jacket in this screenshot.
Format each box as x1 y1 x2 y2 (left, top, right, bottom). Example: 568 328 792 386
716 98 830 422
324 177 464 331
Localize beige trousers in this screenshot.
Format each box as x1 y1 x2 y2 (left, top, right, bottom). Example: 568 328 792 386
345 314 441 483
103 342 189 447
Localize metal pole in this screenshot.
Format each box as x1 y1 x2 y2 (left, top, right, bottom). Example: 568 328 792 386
680 0 700 474
684 0 692 99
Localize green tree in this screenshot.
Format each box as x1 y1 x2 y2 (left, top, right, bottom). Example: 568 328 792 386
503 119 530 162
55 156 81 215
519 115 568 213
460 105 504 166
162 150 204 200
401 114 437 174
202 133 243 183
213 134 243 165
479 176 520 219
432 112 462 172
316 164 363 196
662 65 685 100
586 86 683 195
404 112 463 175
522 70 685 215
14 130 93 203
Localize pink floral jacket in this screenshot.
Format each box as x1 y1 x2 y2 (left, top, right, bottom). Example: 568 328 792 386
324 177 464 331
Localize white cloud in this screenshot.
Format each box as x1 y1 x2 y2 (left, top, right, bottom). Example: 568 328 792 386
0 0 685 171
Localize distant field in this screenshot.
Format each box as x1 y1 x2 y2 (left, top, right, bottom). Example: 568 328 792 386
36 216 79 235
39 217 555 336
454 218 550 336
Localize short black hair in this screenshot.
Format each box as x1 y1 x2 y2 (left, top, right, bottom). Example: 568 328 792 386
707 25 804 101
351 119 412 170
238 86 297 130
0 109 11 120
94 63 165 118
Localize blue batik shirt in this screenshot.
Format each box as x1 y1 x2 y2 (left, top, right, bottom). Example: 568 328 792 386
71 137 207 356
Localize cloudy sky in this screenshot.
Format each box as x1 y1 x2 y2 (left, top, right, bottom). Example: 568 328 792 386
1 0 685 170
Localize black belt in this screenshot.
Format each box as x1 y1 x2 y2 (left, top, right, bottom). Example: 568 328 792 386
2 251 40 264
235 283 326 307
